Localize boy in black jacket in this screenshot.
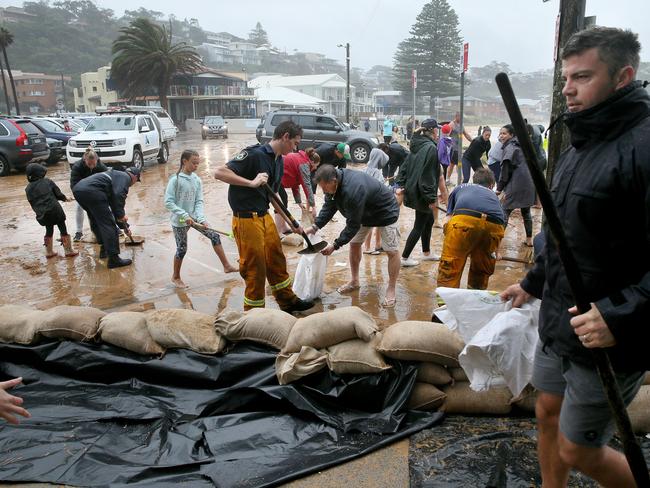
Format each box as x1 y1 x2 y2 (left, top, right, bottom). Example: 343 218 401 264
25 163 77 258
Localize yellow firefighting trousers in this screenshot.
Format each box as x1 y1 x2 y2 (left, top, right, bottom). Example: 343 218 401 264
232 212 296 310
437 214 505 290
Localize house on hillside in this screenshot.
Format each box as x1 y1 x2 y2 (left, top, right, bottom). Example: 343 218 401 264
11 71 72 113
73 66 118 112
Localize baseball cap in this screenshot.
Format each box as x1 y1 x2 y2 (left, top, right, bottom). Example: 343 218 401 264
126 167 141 181
421 118 441 130
441 124 452 135
336 142 352 161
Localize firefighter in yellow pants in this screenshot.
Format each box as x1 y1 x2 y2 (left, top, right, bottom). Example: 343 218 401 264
232 212 296 309
436 168 506 290
214 120 315 313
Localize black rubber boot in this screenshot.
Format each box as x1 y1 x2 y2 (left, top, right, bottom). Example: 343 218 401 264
99 246 107 259
107 254 132 269
282 298 315 314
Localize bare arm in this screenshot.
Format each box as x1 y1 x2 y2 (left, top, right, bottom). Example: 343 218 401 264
214 165 267 188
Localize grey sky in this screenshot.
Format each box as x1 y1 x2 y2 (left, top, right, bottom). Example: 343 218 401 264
4 0 650 72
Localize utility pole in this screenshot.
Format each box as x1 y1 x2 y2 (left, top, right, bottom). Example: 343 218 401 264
458 43 469 185
546 0 586 183
412 69 417 128
345 43 350 123
60 72 66 111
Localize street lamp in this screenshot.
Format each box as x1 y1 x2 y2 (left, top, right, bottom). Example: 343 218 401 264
337 42 350 123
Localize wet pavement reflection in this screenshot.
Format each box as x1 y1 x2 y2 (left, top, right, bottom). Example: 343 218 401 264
0 132 540 323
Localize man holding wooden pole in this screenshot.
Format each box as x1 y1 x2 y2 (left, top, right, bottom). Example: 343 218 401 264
501 27 650 487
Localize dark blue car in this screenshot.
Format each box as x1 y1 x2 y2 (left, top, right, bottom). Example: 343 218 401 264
28 118 75 163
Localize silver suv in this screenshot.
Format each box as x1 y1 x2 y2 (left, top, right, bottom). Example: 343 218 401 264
256 110 378 163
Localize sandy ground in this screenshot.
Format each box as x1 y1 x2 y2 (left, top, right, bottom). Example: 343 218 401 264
0 131 543 487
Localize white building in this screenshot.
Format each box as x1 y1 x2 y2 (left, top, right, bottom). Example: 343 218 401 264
73 66 118 112
248 74 373 118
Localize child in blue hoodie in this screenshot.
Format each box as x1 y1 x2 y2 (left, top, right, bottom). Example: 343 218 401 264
164 150 237 288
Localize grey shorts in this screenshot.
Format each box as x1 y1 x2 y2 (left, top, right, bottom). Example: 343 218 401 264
349 222 400 252
531 341 644 447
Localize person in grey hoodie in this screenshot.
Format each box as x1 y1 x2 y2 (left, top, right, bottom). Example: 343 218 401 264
164 150 237 288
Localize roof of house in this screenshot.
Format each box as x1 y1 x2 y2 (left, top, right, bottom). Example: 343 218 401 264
249 73 349 89
254 86 326 106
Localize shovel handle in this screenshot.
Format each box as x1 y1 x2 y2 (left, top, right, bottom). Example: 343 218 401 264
263 183 316 250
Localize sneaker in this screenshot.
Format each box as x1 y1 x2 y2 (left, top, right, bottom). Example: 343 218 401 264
421 254 440 261
282 298 315 313
401 258 419 267
73 232 83 242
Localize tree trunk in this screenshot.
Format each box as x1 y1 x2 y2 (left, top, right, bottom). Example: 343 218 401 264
3 47 19 115
158 82 169 111
0 57 12 114
546 0 585 184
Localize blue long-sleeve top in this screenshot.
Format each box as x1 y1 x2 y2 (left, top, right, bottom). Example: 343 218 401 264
164 171 207 227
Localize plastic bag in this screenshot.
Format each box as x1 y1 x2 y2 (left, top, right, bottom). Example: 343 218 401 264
458 303 540 397
435 287 509 343
293 234 327 301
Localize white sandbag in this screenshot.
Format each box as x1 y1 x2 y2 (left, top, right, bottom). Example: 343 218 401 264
214 308 296 350
146 309 225 354
0 304 45 344
377 321 465 367
416 363 453 386
98 312 165 356
276 346 328 385
458 303 540 397
435 288 509 343
326 336 391 375
408 383 447 411
283 306 377 353
38 305 105 341
293 234 327 301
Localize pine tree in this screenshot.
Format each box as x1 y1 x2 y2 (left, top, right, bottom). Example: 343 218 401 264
248 22 269 46
393 0 462 111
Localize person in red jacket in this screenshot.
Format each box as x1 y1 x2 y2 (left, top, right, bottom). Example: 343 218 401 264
275 147 319 234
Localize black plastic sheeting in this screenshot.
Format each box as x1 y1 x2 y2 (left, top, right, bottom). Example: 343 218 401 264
0 340 442 487
409 416 650 487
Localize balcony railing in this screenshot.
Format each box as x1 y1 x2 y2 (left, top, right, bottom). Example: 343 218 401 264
169 85 254 97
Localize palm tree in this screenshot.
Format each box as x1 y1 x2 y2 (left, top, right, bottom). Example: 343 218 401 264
111 18 203 110
0 57 12 114
0 28 19 115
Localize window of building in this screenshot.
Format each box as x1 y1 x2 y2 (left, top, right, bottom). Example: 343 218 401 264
190 85 199 96
92 86 98 92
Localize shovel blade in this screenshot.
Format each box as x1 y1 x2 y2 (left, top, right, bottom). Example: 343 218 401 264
297 240 328 255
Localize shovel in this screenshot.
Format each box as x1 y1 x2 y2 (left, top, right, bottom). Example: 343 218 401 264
123 222 144 246
263 183 327 255
188 221 234 240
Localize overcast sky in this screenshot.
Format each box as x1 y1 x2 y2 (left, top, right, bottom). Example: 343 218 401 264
4 0 649 72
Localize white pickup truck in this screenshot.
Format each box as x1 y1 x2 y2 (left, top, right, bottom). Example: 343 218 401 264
66 107 177 169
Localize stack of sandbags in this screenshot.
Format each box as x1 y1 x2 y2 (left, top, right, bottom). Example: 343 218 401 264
378 321 465 411
0 304 46 345
441 382 513 415
98 312 165 356
37 305 105 341
276 306 383 384
146 309 226 354
214 308 297 350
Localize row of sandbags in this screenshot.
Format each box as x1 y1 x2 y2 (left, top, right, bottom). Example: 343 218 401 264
0 304 226 356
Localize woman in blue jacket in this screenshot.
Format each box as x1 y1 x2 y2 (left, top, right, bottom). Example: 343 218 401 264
164 149 237 288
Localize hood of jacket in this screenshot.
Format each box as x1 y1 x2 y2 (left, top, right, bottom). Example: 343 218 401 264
26 163 46 182
409 133 434 154
563 80 650 148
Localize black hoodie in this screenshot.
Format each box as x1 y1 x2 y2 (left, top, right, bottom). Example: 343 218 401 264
521 81 650 371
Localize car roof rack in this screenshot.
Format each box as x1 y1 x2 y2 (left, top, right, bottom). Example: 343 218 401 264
96 105 167 115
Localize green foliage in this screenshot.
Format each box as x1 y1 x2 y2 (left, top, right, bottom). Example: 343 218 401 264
111 18 203 109
393 0 462 107
248 22 269 46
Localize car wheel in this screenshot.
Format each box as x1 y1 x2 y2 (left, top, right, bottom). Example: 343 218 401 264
0 155 9 176
201 132 207 140
223 134 228 139
132 148 143 170
46 155 59 165
157 143 169 164
350 143 370 163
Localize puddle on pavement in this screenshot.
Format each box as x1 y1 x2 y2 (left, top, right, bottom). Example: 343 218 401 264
0 132 537 320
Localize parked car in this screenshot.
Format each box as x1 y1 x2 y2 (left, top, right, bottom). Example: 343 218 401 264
201 116 228 139
67 109 169 169
256 109 378 163
28 118 75 151
0 118 49 176
46 137 64 165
